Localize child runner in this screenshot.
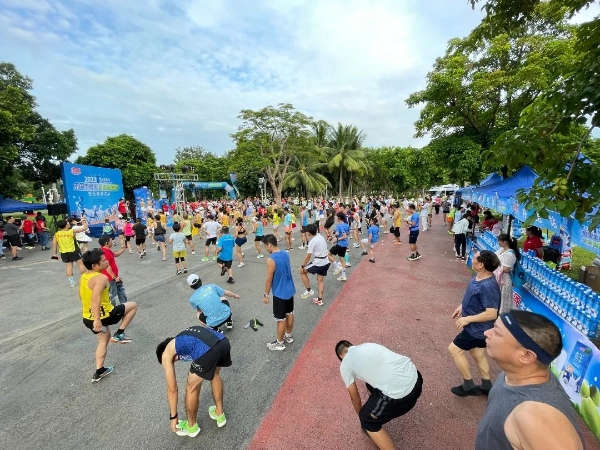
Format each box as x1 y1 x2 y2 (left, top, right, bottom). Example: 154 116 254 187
168 222 187 275
253 214 265 258
146 213 157 245
329 212 350 282
299 223 330 306
123 218 135 254
360 217 379 263
216 226 235 284
154 214 167 261
406 203 421 261
272 209 282 241
132 217 147 258
283 207 293 251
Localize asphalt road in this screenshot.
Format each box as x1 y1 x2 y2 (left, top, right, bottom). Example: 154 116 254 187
0 233 354 449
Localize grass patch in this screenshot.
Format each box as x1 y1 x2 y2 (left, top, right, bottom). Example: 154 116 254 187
564 246 597 280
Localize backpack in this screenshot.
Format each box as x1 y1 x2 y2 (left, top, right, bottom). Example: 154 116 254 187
511 256 527 288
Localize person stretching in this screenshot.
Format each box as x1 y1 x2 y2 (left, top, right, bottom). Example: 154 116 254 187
329 212 350 282
253 214 265 258
299 223 330 306
360 217 379 263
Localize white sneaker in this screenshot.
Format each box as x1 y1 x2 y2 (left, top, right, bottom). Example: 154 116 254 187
333 265 342 275
256 254 264 258
298 245 305 249
192 251 195 255
267 341 286 351
283 334 294 344
346 262 352 267
301 289 314 299
238 262 245 268
337 275 347 282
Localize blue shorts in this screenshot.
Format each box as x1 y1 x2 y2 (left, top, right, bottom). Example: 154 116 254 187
155 234 165 243
235 237 247 247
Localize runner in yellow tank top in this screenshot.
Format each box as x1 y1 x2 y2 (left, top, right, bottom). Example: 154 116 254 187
52 218 88 287
181 213 195 255
392 204 403 245
80 249 139 382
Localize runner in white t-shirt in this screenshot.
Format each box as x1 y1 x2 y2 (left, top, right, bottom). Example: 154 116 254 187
420 201 430 231
201 215 221 261
299 224 330 306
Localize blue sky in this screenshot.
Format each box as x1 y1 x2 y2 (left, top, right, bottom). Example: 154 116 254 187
2 0 592 164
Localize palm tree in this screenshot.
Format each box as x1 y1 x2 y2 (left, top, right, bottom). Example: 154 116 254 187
327 123 367 197
283 157 331 197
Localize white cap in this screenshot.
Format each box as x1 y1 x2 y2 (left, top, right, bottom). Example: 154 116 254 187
186 274 200 286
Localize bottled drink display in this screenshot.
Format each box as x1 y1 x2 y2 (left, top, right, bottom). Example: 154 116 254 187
474 230 600 339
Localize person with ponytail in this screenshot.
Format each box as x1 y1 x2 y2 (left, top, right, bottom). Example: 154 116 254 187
495 234 520 314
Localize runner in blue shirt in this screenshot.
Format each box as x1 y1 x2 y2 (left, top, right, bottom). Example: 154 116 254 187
360 217 379 263
328 212 350 282
216 226 236 283
299 205 310 250
187 274 241 331
406 203 421 261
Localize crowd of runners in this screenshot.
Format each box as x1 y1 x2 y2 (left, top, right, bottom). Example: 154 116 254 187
4 193 586 449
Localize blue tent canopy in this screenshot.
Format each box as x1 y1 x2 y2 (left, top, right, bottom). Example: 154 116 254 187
0 198 47 214
479 172 503 187
471 166 538 198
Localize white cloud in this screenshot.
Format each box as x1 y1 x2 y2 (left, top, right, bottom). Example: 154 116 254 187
0 0 485 162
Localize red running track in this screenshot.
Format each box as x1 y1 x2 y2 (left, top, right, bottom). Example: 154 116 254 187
249 218 600 450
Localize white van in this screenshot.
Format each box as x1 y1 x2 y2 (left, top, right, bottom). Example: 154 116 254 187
428 184 460 198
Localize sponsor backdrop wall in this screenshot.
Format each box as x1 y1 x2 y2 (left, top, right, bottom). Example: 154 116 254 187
61 163 124 235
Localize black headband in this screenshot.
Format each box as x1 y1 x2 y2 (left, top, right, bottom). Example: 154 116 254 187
500 312 555 365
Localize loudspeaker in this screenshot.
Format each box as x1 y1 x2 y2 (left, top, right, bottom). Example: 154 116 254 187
48 203 68 216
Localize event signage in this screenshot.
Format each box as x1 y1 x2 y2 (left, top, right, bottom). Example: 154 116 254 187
572 219 600 254
61 162 124 226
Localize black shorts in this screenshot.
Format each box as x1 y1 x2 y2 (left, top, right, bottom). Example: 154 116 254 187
273 295 294 320
82 304 125 334
189 338 232 381
185 234 193 241
306 262 330 276
135 238 146 245
360 371 423 432
125 236 133 242
324 220 334 229
300 227 307 234
393 227 401 238
6 234 22 247
193 223 202 228
408 230 419 244
235 237 247 246
254 235 263 242
453 329 487 351
61 251 82 263
329 244 347 257
206 237 217 246
217 258 232 268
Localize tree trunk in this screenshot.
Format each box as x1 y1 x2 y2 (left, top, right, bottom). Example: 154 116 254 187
338 166 343 198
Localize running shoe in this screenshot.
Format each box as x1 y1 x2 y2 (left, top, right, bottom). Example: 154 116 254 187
208 406 227 427
238 262 245 268
220 265 228 276
346 262 352 267
407 255 417 261
139 254 143 259
227 278 235 284
176 270 182 275
225 320 233 330
337 275 347 282
257 254 264 258
69 279 77 288
91 366 114 383
12 256 23 261
142 250 146 256
298 245 305 249
192 251 195 255
110 333 132 343
176 420 201 437
283 333 294 343
369 259 375 263
285 249 291 252
183 269 188 273
201 257 209 262
415 253 422 259
300 289 314 299
267 341 285 351
333 265 342 275
212 256 217 261
241 252 244 258
360 251 368 256
312 298 323 306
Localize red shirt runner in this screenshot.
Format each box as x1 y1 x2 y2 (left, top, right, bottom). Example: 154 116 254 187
101 247 119 279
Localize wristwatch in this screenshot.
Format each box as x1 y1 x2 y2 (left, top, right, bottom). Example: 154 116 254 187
263 293 269 297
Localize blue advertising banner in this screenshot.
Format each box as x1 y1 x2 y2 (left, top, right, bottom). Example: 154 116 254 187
61 163 124 229
572 219 600 256
133 187 152 221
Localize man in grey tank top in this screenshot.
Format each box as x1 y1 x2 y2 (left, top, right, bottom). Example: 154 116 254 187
476 310 585 450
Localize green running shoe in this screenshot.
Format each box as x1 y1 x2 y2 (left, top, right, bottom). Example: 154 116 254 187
176 419 201 437
208 406 227 427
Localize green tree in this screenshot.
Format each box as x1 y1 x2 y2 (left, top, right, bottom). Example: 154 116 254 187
469 0 600 228
283 155 330 197
231 103 314 204
327 123 367 197
76 134 157 198
406 5 574 176
0 62 76 198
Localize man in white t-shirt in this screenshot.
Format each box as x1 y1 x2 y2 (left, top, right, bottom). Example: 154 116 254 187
299 224 330 306
336 341 423 449
420 199 430 231
201 215 221 261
